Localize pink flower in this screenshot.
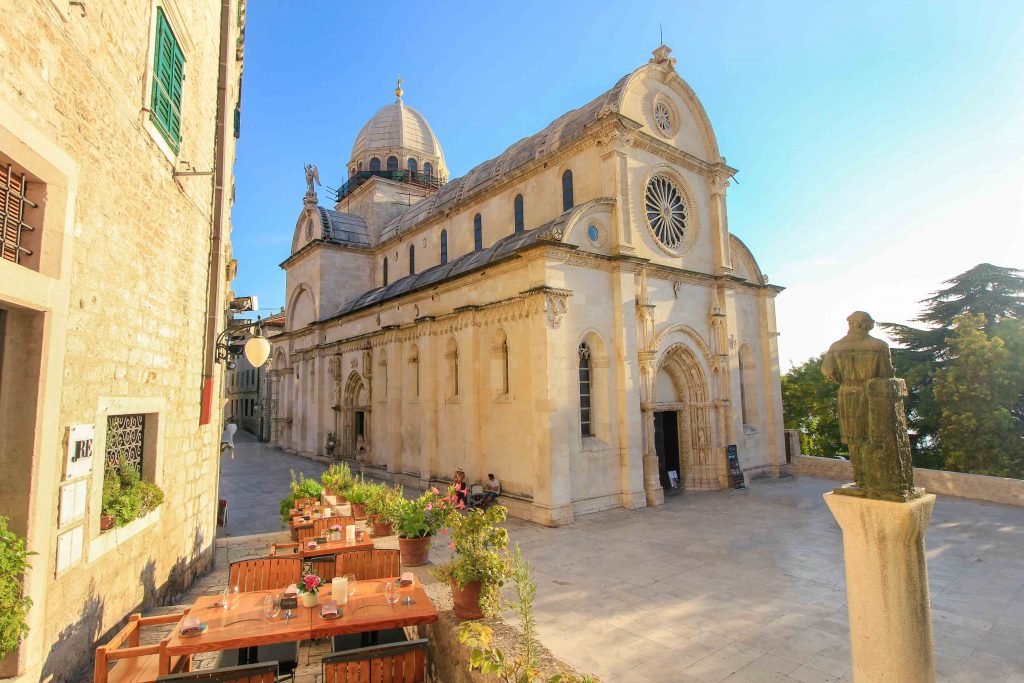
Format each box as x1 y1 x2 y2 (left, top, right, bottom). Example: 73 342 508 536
431 487 440 495
449 542 456 550
440 528 448 536
454 483 463 492
457 500 465 510
425 503 433 511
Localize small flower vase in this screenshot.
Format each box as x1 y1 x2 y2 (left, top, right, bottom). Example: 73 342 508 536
301 591 318 608
329 530 341 542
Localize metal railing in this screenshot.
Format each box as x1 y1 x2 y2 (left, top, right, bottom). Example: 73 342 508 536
334 170 443 201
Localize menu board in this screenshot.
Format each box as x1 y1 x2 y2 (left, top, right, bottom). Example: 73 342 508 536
726 445 745 489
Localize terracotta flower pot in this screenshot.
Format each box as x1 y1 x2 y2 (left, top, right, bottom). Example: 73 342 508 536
100 514 114 531
351 502 367 520
372 518 394 537
397 535 432 566
451 580 484 620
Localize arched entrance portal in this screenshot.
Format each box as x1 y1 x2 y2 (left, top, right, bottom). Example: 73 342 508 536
655 344 718 491
341 371 370 459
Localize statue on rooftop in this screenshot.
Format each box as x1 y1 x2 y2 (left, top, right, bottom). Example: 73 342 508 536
822 311 919 501
304 163 320 197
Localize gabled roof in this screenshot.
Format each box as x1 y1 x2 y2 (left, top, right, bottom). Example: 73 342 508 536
333 214 571 318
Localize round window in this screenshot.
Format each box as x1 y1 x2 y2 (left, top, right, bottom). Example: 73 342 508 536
644 175 688 250
654 101 673 136
587 225 600 242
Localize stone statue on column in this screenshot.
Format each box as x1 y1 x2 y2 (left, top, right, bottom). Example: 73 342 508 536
822 311 919 501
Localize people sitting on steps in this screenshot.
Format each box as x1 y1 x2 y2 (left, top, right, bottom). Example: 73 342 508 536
483 473 501 507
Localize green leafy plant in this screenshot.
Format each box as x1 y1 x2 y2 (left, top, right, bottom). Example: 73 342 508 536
279 470 324 524
364 482 403 517
0 516 35 660
459 546 597 683
384 485 460 539
343 476 372 506
432 505 511 616
321 462 354 495
101 460 165 528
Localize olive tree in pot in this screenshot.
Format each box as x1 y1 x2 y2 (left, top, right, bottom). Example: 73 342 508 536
384 485 460 566
433 505 511 620
0 516 35 660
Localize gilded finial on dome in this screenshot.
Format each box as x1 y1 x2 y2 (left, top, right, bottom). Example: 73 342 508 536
395 76 403 101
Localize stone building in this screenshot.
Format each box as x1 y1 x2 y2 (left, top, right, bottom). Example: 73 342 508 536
0 1 245 680
224 311 285 441
271 46 785 526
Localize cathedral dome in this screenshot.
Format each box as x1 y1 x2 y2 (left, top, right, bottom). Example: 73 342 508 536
348 82 448 182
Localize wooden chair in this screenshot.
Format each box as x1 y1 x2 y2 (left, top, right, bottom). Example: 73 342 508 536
156 661 278 682
94 612 191 683
297 515 355 542
323 640 427 683
293 497 317 509
334 549 400 581
228 558 301 592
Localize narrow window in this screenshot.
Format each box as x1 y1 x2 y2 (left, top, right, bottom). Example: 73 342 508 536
370 157 381 172
440 229 448 265
150 8 185 153
562 170 574 211
502 339 510 395
387 156 399 171
423 162 433 177
409 244 415 275
514 194 524 233
738 353 748 425
473 214 483 252
407 158 418 173
446 340 460 398
383 257 388 286
578 343 592 436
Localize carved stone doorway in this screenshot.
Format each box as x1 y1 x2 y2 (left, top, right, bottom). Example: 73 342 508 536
655 344 718 490
654 410 682 494
342 371 369 459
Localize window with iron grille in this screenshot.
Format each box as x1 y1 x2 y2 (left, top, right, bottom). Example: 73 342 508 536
578 343 592 436
150 7 185 153
105 414 146 477
1 160 40 267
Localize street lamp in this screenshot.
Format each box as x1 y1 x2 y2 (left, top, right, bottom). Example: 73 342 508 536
215 316 271 368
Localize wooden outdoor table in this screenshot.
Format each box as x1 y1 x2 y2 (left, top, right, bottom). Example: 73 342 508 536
270 537 374 559
163 590 311 657
309 578 438 639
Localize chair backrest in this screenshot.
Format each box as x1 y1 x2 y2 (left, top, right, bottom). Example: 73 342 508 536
157 661 278 682
334 549 400 581
322 640 427 683
307 554 339 582
297 515 354 542
95 612 191 683
294 497 317 509
228 558 301 593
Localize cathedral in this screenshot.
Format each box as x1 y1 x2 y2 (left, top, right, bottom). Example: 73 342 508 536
270 45 785 526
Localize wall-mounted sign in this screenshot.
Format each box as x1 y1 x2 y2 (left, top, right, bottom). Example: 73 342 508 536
726 445 745 490
56 526 84 575
64 424 95 480
58 480 87 527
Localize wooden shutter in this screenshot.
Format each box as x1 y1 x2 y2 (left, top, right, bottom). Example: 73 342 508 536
150 8 184 152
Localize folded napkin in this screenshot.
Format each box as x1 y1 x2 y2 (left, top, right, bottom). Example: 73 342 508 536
307 541 317 549
320 600 339 618
399 571 414 587
284 584 298 596
180 617 203 636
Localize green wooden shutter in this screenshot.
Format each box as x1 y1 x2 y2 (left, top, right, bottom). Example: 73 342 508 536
150 7 184 153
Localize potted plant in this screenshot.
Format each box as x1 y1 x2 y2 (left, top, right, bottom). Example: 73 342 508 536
385 485 461 566
345 477 372 519
366 483 402 537
296 572 322 608
320 462 353 505
433 505 511 620
279 470 324 525
100 460 165 529
0 516 35 660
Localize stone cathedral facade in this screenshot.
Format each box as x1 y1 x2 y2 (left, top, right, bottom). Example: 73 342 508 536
271 46 785 526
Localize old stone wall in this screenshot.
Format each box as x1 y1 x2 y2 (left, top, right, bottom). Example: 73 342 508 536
0 1 244 680
793 455 1024 507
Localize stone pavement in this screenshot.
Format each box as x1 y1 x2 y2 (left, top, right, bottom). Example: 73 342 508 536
214 437 1024 682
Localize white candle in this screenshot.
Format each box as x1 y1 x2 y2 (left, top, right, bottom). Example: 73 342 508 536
332 577 348 605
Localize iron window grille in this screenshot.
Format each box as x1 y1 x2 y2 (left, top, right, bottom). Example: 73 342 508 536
578 343 592 436
0 162 38 266
105 414 145 477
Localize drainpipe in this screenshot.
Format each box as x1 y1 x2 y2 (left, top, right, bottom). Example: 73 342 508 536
200 0 235 425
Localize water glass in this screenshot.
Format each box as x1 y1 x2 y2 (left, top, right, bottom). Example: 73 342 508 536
346 574 357 598
384 581 400 607
262 594 281 619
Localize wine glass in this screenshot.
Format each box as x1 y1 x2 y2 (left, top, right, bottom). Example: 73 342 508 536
384 581 400 607
262 594 281 619
228 585 241 609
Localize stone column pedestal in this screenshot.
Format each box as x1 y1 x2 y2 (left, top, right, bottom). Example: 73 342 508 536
824 492 937 683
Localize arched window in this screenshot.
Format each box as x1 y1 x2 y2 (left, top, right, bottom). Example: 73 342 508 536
739 344 759 431
502 339 510 395
578 342 592 436
409 244 415 275
473 214 483 252
423 162 433 177
440 229 448 264
514 194 524 233
387 156 399 171
382 257 388 286
562 170 574 211
407 158 418 173
446 338 460 398
369 157 381 172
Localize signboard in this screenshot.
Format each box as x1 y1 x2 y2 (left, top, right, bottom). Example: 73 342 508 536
64 424 94 480
726 445 745 489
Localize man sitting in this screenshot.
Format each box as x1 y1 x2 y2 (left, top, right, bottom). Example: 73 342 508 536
483 473 501 507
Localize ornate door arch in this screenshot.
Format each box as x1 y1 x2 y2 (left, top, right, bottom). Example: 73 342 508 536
655 344 717 490
341 371 370 459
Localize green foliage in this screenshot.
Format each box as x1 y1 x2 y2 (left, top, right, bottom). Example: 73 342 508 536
384 485 459 539
320 462 354 495
0 516 34 659
343 476 372 505
279 470 324 524
459 546 597 683
933 315 1024 477
780 355 844 457
101 460 165 528
432 506 511 617
364 482 403 517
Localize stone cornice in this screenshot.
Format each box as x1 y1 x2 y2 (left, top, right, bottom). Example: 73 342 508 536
279 237 370 270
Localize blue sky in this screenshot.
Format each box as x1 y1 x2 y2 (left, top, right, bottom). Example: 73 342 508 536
230 0 1024 368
